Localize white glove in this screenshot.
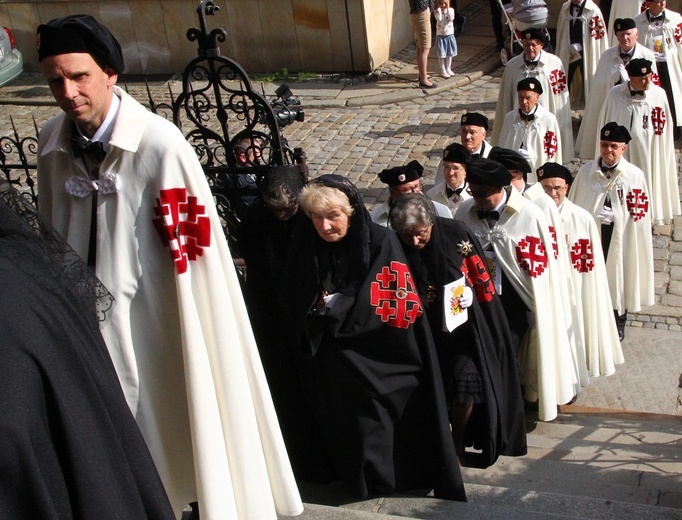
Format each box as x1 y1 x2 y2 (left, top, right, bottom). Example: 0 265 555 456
599 205 614 225
460 286 474 309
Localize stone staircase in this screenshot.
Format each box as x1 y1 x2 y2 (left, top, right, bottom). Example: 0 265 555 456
281 411 682 519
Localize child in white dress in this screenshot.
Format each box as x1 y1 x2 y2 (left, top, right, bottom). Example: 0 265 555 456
435 0 458 78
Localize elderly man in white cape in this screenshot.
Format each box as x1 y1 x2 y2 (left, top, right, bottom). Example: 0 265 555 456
427 142 472 216
493 28 574 160
597 58 681 224
489 147 589 390
556 0 609 102
498 78 564 179
35 14 303 520
537 162 624 378
455 158 577 422
568 123 654 341
576 17 658 158
634 0 682 135
459 112 493 158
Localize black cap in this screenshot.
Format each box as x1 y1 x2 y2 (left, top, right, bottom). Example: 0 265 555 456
522 28 548 45
614 18 637 32
467 158 512 187
489 147 532 174
626 58 653 77
537 162 572 183
378 160 424 186
443 142 471 164
460 112 489 130
517 77 544 95
37 15 124 74
600 122 631 143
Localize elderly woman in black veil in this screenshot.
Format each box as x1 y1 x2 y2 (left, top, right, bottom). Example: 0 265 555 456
389 193 527 468
279 174 466 502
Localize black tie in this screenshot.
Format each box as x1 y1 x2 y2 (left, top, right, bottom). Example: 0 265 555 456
630 89 645 97
446 186 464 198
524 58 538 69
650 14 664 22
519 109 535 122
620 52 632 66
477 209 500 221
70 134 107 163
601 164 617 178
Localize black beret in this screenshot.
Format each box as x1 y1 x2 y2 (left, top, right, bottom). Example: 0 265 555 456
460 112 489 130
517 77 544 95
467 158 512 187
600 122 631 143
626 58 653 77
522 28 548 45
537 162 572 183
614 18 636 32
37 15 125 74
443 142 471 164
489 146 532 174
378 160 424 186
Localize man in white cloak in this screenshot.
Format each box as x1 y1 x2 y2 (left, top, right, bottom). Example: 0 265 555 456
493 28 574 160
426 142 472 216
537 162 624 377
576 17 658 158
597 58 681 223
460 112 492 158
498 78 564 179
556 0 609 102
634 0 682 136
35 15 303 520
455 158 577 422
568 123 654 341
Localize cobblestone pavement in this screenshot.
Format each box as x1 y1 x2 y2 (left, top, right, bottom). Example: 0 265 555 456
1 51 679 416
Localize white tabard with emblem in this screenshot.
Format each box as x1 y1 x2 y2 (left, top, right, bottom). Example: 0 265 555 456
597 82 681 223
498 103 565 177
556 0 609 101
492 50 574 160
455 188 577 421
559 198 624 377
37 86 303 520
568 157 655 314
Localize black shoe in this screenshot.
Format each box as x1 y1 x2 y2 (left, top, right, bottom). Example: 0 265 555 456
419 80 437 89
618 328 625 342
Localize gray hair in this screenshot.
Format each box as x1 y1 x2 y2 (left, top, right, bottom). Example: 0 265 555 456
389 193 437 234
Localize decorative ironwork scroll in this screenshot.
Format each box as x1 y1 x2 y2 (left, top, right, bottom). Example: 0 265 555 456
0 116 39 209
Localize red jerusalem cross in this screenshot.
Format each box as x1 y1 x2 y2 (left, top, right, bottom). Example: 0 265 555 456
516 235 548 278
675 23 682 44
549 69 567 94
543 131 558 158
589 16 605 39
570 238 594 273
548 225 559 260
651 106 666 136
370 261 423 329
461 254 495 303
626 189 649 222
152 187 211 274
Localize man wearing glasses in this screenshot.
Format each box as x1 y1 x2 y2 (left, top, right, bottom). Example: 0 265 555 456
568 122 654 341
455 158 577 422
537 162 624 376
371 160 452 226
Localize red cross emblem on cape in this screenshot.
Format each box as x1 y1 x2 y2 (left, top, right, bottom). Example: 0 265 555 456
461 253 495 303
651 106 666 136
570 238 594 273
674 23 682 43
543 131 558 158
549 69 567 94
589 16 606 39
153 188 211 274
626 188 649 221
548 225 559 260
369 261 423 329
516 235 548 278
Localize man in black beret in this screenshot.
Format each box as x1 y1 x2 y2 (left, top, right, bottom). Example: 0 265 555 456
493 28 574 162
569 123 654 341
497 78 564 176
489 146 532 193
426 142 472 215
371 159 452 225
459 112 491 158
35 14 302 520
575 17 658 158
597 57 680 224
455 158 578 421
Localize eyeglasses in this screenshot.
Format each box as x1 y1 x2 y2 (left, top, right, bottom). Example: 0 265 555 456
599 142 625 150
466 186 500 198
542 184 567 193
391 180 424 195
